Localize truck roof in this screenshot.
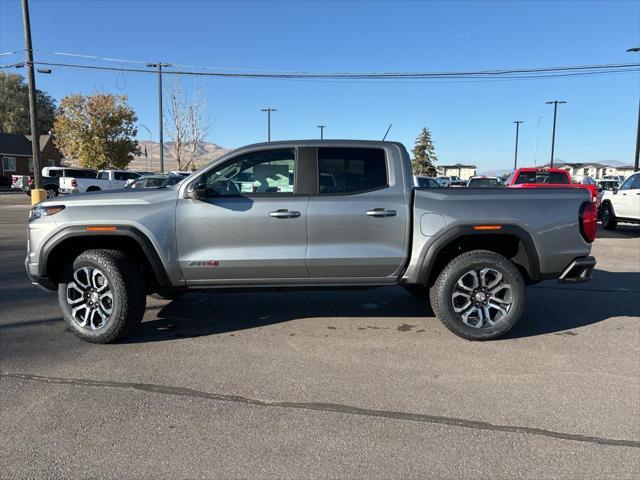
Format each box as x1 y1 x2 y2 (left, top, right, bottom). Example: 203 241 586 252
230 139 406 150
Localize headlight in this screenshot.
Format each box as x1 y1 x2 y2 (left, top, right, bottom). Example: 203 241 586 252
28 205 65 222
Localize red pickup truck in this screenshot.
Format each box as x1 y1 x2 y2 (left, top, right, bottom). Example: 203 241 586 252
506 168 598 204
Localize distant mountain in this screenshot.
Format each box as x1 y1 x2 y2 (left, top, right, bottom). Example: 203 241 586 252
129 140 231 172
477 168 512 177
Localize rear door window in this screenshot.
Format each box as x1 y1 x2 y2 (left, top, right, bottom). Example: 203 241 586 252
318 147 387 194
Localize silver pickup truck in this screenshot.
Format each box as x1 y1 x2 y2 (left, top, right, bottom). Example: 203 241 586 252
26 140 597 343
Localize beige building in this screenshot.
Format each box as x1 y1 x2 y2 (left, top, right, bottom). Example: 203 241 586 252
437 163 477 180
543 162 636 180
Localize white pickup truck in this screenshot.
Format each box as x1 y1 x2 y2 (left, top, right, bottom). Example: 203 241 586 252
59 170 141 194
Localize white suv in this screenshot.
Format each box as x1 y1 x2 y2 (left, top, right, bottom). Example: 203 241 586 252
600 172 640 230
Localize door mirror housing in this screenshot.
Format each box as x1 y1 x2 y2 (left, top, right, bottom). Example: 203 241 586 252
186 178 207 199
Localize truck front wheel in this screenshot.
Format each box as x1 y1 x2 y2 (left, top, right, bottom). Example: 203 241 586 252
430 250 525 341
58 249 146 343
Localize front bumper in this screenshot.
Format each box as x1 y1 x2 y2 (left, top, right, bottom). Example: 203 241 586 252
25 256 56 292
558 256 596 283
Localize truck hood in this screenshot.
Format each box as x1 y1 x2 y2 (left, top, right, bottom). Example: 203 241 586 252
39 187 180 208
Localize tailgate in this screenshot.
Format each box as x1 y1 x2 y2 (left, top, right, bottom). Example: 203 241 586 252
59 177 75 189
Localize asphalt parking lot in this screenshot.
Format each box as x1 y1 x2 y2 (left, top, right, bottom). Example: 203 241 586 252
1 192 639 479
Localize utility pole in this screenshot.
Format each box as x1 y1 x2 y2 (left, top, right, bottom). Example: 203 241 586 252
21 0 44 204
545 100 566 167
513 121 523 170
317 125 326 139
261 108 277 141
146 62 172 173
627 47 640 171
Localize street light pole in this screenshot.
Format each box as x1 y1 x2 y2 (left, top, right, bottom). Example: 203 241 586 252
147 62 172 173
261 108 277 141
317 125 326 139
627 47 640 172
20 0 44 204
545 100 567 167
513 121 523 170
533 115 543 167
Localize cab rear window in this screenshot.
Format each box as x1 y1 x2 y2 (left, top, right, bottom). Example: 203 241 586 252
514 171 569 184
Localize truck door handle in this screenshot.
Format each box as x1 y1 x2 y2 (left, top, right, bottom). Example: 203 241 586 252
366 208 397 217
269 209 301 218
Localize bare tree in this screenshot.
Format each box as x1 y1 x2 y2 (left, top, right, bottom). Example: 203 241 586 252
165 78 210 171
165 79 188 170
184 86 209 170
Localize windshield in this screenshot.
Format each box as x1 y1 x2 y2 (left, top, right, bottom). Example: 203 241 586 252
514 171 570 185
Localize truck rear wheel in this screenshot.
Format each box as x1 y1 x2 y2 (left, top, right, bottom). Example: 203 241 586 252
430 250 525 341
58 249 146 343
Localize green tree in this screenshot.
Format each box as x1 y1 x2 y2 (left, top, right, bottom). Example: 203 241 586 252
0 72 56 135
53 93 139 169
411 127 438 176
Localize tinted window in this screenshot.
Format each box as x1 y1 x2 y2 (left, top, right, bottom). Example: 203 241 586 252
620 173 639 190
114 171 140 181
318 147 387 194
204 148 296 196
97 171 109 179
48 169 62 177
165 176 182 186
514 171 569 185
417 177 439 188
146 177 166 187
71 169 97 178
468 178 501 188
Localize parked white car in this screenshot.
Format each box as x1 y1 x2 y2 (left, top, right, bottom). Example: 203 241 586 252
600 172 640 230
603 174 626 183
413 175 441 188
59 170 141 194
437 175 461 187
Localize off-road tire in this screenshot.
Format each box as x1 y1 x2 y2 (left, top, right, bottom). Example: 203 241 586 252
430 249 525 341
601 203 617 230
58 249 146 343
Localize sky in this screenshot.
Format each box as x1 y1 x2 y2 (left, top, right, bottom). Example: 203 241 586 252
1 0 639 171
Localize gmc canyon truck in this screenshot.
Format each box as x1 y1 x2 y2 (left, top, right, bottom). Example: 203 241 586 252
26 140 597 344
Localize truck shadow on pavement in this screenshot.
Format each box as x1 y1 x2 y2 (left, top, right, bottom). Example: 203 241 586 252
122 269 640 343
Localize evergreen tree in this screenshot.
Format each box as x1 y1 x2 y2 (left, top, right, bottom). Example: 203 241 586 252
411 127 438 176
0 72 56 135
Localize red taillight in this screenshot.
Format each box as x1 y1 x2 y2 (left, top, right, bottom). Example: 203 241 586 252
71 179 77 187
579 202 597 243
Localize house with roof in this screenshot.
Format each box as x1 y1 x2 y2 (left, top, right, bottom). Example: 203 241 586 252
437 163 477 180
0 132 63 184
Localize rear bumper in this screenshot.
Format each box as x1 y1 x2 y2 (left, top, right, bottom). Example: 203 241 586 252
558 256 596 283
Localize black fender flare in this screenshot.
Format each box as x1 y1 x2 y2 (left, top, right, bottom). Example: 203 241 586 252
415 224 541 284
39 225 171 287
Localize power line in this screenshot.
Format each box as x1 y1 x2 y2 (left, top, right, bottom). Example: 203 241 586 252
11 60 638 81
28 49 640 77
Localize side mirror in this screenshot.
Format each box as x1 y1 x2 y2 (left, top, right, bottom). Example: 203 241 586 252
598 186 603 192
185 179 207 200
612 187 618 195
